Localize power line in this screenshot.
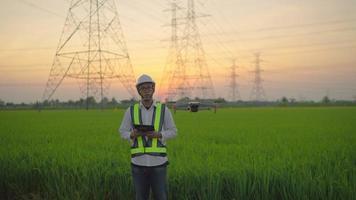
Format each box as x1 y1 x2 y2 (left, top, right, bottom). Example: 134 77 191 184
210 27 356 43
204 39 356 56
119 0 166 24
15 0 65 18
0 47 57 52
264 44 356 57
95 44 356 67
199 19 235 58
240 18 356 33
1 23 355 53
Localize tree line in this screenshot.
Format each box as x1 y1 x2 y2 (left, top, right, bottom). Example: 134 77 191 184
0 96 355 110
0 97 132 110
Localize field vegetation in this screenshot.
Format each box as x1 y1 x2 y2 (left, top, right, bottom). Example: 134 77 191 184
0 107 355 199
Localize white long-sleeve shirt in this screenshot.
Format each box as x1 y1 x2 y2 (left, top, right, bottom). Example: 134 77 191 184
119 101 177 167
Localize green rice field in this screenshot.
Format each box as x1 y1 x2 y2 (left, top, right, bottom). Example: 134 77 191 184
0 107 355 199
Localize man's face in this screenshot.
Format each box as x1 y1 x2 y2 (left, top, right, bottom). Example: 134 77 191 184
137 83 155 100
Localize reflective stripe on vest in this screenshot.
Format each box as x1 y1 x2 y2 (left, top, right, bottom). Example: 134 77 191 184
145 103 167 154
130 103 145 156
130 103 167 157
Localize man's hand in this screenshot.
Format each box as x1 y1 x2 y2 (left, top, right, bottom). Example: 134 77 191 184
130 129 140 139
146 131 162 139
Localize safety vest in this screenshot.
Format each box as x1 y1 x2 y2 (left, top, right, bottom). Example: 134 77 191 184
130 103 167 157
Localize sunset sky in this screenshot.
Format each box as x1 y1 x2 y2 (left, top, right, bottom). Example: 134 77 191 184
0 0 356 103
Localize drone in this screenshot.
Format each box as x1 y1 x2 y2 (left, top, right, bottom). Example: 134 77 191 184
171 100 217 113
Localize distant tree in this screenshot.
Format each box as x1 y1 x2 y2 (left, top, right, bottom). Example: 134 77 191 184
77 98 85 107
48 99 60 107
110 97 118 105
0 99 4 107
214 97 226 103
33 101 40 110
100 97 109 105
177 97 190 102
121 98 136 104
322 96 330 104
6 102 14 107
289 98 296 103
281 96 288 104
42 100 50 107
86 96 97 106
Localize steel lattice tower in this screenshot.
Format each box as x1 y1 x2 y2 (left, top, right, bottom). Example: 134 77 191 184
42 0 136 109
228 59 240 101
158 0 184 101
250 53 267 101
159 0 215 101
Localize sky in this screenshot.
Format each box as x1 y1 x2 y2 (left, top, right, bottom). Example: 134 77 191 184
0 0 356 103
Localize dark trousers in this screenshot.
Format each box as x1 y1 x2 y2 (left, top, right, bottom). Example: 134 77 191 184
131 164 168 200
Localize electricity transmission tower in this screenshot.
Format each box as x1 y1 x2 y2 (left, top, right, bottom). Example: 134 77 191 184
158 0 184 101
250 53 267 101
228 58 240 101
159 0 215 101
42 0 136 109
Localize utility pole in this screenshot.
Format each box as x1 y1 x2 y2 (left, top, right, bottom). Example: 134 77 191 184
250 52 267 102
42 0 136 109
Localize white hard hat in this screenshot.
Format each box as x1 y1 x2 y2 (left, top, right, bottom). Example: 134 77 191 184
136 74 155 87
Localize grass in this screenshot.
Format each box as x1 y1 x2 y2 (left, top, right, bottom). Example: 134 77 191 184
0 107 355 199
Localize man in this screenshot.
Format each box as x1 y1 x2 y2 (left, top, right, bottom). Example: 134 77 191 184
119 74 177 200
